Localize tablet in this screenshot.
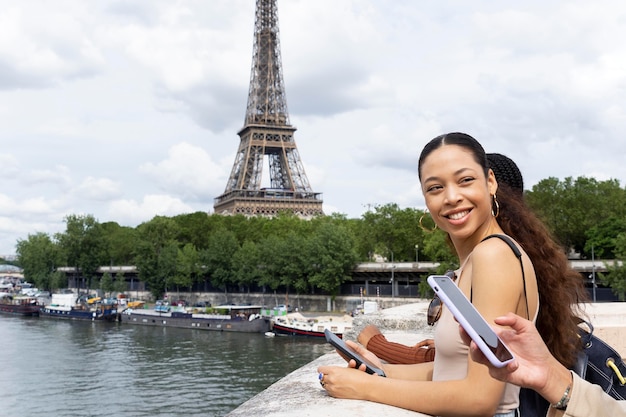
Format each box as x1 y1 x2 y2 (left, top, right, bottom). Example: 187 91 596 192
324 329 386 377
427 275 515 368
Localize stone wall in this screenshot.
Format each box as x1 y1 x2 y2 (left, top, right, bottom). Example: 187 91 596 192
227 301 626 416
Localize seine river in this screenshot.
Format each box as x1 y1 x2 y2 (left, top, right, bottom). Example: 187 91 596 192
0 315 330 416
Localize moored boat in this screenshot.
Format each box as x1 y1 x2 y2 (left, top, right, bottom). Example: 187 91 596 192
0 293 41 316
39 293 119 321
121 304 270 333
270 313 352 338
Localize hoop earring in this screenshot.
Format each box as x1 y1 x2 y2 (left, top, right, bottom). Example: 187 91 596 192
419 210 438 233
491 194 500 218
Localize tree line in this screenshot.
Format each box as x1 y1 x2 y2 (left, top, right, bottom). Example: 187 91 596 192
12 175 626 301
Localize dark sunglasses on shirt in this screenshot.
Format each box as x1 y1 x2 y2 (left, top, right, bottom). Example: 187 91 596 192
427 270 457 326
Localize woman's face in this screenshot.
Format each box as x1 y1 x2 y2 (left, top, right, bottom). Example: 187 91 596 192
420 144 497 239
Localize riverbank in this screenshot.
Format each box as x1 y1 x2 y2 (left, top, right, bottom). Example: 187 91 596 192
227 301 626 416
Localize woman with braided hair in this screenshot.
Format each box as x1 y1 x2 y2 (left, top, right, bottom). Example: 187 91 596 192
357 152 525 366
318 133 588 417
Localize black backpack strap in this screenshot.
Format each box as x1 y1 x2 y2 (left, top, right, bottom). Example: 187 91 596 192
471 234 529 320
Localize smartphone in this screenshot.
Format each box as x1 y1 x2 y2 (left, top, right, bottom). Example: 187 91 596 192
427 275 515 368
324 329 386 377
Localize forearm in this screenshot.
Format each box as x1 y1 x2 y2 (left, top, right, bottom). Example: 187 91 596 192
383 361 433 381
363 375 502 416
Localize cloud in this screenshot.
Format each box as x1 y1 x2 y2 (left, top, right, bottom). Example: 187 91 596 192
106 194 197 225
73 177 121 201
2 0 626 256
139 142 228 201
0 6 104 90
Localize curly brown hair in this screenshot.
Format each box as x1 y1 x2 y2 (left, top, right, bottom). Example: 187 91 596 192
497 182 589 367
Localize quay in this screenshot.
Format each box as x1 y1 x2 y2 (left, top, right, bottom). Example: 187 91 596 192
227 302 626 416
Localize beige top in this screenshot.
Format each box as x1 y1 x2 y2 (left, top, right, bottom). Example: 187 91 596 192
432 270 539 414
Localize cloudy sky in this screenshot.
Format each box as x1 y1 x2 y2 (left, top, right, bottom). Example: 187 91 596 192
2 0 626 256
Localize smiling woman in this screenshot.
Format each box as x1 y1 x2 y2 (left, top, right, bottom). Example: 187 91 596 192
318 132 588 417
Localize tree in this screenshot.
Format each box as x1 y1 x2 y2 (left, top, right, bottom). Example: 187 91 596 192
201 228 239 293
585 217 626 259
358 204 426 262
275 232 308 297
49 270 67 292
232 240 263 292
307 221 359 299
113 272 128 294
527 176 626 255
172 211 216 250
100 222 139 265
134 216 179 299
56 214 106 290
175 243 200 293
159 242 179 296
600 232 626 300
100 272 114 296
15 232 63 291
257 235 284 291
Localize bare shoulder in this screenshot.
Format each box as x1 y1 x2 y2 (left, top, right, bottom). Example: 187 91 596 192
473 235 521 263
471 235 525 284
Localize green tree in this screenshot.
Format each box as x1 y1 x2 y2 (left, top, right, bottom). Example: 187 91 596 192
307 221 359 299
175 243 200 292
527 176 626 255
600 232 626 300
134 216 179 299
113 272 128 294
257 235 283 291
201 228 239 293
160 242 179 296
585 217 626 259
100 222 139 265
172 211 217 250
56 214 106 290
232 240 263 292
100 272 114 296
49 270 67 292
358 204 425 262
15 232 64 291
224 214 269 245
276 232 309 297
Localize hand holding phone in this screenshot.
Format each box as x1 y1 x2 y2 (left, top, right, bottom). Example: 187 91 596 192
324 329 386 377
427 275 515 368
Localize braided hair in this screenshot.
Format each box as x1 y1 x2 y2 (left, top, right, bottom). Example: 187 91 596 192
487 153 524 196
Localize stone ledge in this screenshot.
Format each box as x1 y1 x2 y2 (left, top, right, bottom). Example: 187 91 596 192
344 301 433 342
227 302 626 416
225 351 429 417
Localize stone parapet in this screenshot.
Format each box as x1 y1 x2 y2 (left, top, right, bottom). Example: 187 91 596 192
227 302 626 416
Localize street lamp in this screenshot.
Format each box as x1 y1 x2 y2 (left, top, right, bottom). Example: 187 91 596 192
591 244 597 302
390 251 395 298
415 244 419 263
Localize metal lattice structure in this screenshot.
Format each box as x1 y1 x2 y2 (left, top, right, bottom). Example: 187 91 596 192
213 0 323 217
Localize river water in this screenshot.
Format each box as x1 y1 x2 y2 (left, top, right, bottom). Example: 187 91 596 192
0 315 330 416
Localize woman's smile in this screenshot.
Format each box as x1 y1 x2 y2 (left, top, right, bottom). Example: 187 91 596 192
446 209 471 221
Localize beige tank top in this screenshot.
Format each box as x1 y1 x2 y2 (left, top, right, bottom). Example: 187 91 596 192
431 267 539 414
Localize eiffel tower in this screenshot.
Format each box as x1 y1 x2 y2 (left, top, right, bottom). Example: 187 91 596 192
213 0 323 217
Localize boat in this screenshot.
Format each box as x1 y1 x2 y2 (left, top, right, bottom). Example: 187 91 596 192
39 293 119 321
154 299 171 313
270 312 353 338
0 293 41 316
121 304 271 333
